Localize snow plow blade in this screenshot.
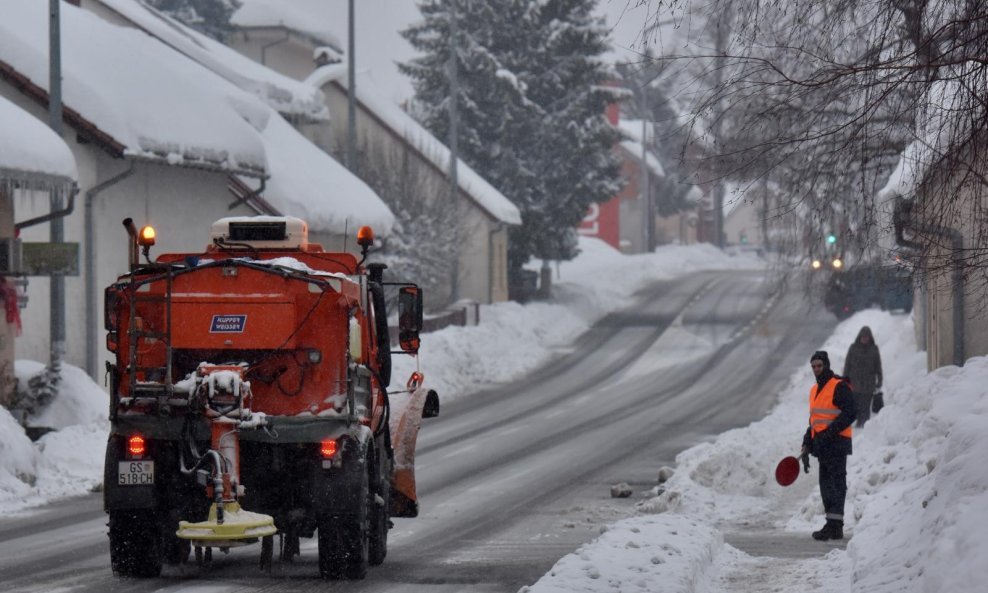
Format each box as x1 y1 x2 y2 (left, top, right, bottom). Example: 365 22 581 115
389 386 438 517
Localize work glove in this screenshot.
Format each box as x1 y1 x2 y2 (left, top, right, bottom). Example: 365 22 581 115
801 450 811 473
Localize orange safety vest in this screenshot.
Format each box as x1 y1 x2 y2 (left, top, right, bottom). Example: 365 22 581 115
809 377 853 439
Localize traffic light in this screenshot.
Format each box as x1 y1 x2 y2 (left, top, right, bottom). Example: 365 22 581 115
826 233 837 245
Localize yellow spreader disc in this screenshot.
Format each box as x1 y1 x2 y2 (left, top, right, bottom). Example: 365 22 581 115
176 502 277 547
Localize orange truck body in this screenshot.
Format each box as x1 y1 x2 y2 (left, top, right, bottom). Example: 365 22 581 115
102 216 429 579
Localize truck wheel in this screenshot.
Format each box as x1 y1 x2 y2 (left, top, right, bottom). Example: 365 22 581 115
369 480 389 565
109 510 162 577
318 467 369 579
161 511 190 565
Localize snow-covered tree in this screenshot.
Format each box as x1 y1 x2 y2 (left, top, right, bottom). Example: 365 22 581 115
355 142 457 312
517 0 623 264
402 0 621 283
147 0 240 41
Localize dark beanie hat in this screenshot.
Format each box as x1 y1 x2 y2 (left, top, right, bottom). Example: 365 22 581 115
810 350 830 368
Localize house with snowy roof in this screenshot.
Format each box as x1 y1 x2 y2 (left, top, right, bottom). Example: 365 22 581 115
0 95 79 407
580 112 674 252
224 1 522 306
880 137 988 371
0 0 393 382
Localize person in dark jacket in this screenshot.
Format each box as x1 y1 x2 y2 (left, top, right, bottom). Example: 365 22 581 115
843 326 884 427
801 350 855 541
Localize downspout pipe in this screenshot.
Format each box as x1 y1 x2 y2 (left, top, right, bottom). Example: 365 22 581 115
894 198 965 366
14 185 77 230
487 222 505 304
85 163 136 379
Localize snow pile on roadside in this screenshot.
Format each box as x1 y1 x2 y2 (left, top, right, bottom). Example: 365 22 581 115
0 362 108 514
528 308 988 593
393 238 760 402
521 515 721 593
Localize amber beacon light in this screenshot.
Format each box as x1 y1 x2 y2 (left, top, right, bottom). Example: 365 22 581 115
357 226 375 248
138 225 157 246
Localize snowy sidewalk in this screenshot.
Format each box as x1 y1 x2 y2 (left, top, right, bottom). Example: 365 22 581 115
525 308 988 593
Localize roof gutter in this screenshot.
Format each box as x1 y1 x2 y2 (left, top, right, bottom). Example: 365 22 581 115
894 197 965 366
85 162 137 379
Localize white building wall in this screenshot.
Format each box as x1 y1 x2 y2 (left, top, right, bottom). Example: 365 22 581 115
227 30 321 82
724 200 763 247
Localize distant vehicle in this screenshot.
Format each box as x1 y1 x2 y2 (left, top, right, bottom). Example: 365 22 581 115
823 264 913 319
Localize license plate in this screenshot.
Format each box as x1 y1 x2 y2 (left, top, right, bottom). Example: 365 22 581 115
118 461 154 486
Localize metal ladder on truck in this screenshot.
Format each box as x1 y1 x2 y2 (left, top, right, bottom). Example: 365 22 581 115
126 267 174 410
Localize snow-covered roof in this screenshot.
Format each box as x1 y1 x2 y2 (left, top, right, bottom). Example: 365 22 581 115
231 0 344 50
92 0 328 121
232 0 419 104
0 95 77 187
306 66 522 226
618 119 665 178
618 140 665 179
0 0 267 176
876 142 923 204
254 113 394 235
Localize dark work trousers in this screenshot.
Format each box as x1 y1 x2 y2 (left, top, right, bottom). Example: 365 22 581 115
818 453 848 521
853 391 873 426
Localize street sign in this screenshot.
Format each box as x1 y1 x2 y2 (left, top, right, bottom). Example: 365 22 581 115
20 242 79 276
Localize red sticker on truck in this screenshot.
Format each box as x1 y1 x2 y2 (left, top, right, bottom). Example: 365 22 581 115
210 315 247 333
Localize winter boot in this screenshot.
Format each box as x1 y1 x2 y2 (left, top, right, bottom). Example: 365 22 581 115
812 519 843 541
831 520 844 540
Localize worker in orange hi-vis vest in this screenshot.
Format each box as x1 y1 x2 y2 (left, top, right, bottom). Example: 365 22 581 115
800 350 856 541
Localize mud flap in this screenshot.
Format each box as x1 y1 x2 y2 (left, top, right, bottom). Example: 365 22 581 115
387 386 433 517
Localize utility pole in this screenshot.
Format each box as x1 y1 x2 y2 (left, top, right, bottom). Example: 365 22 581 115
638 95 657 253
709 6 731 249
48 0 65 386
761 175 770 251
447 0 460 302
346 0 358 174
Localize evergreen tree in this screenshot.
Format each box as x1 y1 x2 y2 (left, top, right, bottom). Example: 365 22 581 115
401 0 622 284
518 0 622 264
147 0 240 41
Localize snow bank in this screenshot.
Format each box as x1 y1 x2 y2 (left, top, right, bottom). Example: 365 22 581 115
533 306 988 593
0 361 108 514
524 515 722 593
14 360 108 429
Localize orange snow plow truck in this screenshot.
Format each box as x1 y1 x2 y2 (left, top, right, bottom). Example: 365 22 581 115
102 216 437 579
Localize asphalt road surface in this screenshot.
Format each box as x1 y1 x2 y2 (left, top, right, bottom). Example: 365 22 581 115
0 270 836 593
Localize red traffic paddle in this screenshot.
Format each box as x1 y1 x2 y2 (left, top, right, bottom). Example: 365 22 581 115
775 456 801 486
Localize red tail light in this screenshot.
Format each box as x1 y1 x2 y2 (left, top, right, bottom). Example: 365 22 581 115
320 439 338 459
128 435 146 457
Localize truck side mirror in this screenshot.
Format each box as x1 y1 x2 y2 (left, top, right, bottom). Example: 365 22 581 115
398 285 423 353
105 286 119 331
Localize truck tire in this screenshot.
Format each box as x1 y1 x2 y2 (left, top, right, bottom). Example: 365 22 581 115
109 510 162 577
369 474 390 565
161 510 190 565
318 466 370 579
